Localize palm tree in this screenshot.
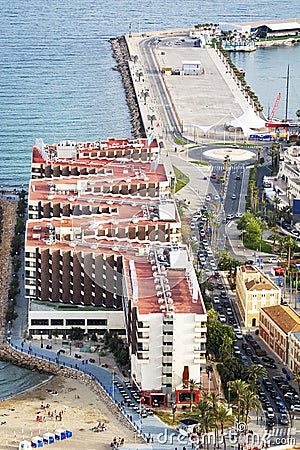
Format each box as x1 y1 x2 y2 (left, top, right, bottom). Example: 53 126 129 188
240 389 261 424
227 380 248 423
256 146 263 163
220 334 234 360
273 195 281 214
246 364 267 385
203 392 224 447
280 234 297 269
187 379 200 411
176 199 188 219
214 405 234 450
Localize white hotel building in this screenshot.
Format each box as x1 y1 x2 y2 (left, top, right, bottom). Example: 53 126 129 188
24 137 207 404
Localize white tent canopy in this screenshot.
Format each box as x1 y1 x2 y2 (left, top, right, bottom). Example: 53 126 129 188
227 107 266 134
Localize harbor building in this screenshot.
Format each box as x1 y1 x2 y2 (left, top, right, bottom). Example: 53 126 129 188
219 19 300 39
235 265 280 327
259 305 300 363
25 136 207 402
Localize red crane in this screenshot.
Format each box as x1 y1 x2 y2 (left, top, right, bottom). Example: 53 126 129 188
269 92 281 120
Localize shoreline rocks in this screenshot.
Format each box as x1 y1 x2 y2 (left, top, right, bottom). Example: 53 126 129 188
110 36 145 138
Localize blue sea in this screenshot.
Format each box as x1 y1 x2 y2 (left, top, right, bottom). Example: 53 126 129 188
0 0 299 397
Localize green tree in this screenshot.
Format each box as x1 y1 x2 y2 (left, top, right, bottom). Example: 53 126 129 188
206 317 235 361
215 405 233 449
227 380 248 422
68 327 84 341
187 379 200 411
52 329 59 343
280 234 297 269
241 389 261 424
246 364 267 385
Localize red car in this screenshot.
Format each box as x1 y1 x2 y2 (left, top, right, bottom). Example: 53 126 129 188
211 173 217 179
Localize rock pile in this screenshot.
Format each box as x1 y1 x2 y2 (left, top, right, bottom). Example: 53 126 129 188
110 36 145 138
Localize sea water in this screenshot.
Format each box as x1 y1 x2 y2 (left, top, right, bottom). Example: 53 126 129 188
0 0 299 397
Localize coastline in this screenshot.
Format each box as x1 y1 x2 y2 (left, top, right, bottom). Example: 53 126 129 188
0 376 139 450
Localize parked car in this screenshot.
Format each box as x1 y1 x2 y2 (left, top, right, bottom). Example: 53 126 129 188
262 356 275 364
279 414 289 425
264 361 277 369
266 418 276 428
220 291 228 299
266 407 275 419
245 334 254 342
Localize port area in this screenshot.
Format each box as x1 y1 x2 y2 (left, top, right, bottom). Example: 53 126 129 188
125 30 252 143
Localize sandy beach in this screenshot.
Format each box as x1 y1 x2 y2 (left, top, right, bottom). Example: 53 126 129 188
0 376 138 450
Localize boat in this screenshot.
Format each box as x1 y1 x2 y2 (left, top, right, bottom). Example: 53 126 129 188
222 40 256 52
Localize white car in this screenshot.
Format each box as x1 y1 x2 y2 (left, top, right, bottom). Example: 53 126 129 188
219 315 226 323
235 332 243 340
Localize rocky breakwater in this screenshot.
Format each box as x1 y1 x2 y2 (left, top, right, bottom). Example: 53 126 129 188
0 341 143 436
110 36 145 138
0 199 17 344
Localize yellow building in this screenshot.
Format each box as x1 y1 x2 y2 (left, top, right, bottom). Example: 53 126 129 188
235 265 281 327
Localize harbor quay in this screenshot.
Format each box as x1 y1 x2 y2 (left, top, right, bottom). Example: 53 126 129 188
124 30 254 145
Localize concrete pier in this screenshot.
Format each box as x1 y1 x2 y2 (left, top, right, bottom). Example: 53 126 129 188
125 31 252 142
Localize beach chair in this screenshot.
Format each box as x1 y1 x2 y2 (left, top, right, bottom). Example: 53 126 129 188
18 441 31 450
43 432 55 444
31 436 44 448
55 429 67 440
66 430 72 438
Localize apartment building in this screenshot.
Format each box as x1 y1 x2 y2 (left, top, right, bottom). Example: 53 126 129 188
25 137 206 400
277 145 300 200
235 265 280 327
125 245 206 404
259 305 300 363
287 331 300 373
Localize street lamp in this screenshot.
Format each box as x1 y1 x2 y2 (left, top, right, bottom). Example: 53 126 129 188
7 321 11 343
40 331 43 348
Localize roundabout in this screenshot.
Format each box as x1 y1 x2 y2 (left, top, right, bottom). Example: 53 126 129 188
202 147 256 162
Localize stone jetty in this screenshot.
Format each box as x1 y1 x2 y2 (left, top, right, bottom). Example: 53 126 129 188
110 36 145 138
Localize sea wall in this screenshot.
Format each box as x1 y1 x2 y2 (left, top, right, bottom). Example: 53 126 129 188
0 199 17 343
0 341 142 435
110 36 145 138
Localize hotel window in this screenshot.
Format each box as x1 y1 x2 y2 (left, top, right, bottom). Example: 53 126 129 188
31 319 49 326
51 319 63 326
66 319 85 326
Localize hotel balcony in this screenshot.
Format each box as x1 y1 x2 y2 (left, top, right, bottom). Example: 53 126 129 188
162 355 173 364
137 350 149 361
162 375 172 385
163 335 173 344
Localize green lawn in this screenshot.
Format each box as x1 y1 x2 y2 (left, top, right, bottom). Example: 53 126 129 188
173 165 190 192
244 240 273 254
190 160 210 166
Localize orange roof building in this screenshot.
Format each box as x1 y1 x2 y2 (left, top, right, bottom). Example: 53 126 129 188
260 305 300 363
25 137 207 397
